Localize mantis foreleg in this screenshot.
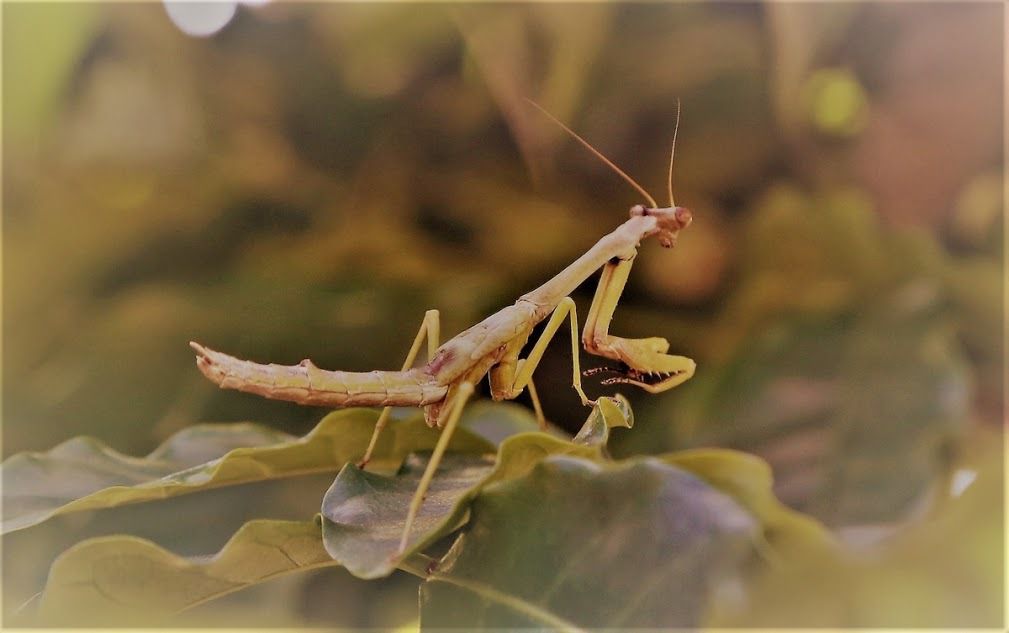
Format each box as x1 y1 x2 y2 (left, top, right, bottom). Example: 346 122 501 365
582 258 695 392
359 309 440 468
583 257 630 347
398 380 475 553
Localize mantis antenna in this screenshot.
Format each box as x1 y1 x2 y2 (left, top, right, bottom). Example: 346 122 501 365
667 99 681 207
525 98 658 209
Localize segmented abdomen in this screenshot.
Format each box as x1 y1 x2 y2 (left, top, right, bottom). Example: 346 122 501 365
190 342 447 407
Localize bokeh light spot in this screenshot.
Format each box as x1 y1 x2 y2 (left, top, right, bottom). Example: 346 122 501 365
163 1 237 38
803 67 869 137
951 170 1002 247
950 469 977 497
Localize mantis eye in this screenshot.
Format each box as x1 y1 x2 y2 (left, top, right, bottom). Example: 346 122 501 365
629 204 647 217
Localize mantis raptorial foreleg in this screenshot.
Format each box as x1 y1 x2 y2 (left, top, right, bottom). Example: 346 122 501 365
359 309 441 468
399 380 475 553
583 257 630 345
583 258 695 391
491 296 593 408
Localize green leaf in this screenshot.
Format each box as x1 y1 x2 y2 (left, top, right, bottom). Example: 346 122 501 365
322 454 495 579
35 519 334 625
460 399 542 446
420 455 758 630
2 408 493 534
321 433 603 579
661 447 832 553
321 399 623 579
572 394 633 447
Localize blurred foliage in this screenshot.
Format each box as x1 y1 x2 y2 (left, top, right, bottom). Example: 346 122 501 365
626 187 978 528
35 518 334 626
714 426 1005 627
3 1 1002 628
421 456 758 629
2 408 491 534
21 398 830 628
321 395 628 579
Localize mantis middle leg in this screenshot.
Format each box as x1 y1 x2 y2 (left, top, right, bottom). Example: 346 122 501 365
359 309 440 468
490 296 594 410
519 360 547 429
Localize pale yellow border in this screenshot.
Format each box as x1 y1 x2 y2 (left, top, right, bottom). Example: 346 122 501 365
0 0 7 625
1002 0 1008 629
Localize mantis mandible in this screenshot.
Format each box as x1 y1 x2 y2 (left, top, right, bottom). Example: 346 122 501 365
190 101 694 553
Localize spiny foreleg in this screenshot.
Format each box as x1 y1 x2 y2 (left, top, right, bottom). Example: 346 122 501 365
581 258 695 392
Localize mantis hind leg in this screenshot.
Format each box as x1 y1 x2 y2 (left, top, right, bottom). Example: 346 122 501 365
359 309 440 468
398 381 475 554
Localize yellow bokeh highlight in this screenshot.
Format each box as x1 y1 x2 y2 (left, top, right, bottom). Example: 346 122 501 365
803 67 869 137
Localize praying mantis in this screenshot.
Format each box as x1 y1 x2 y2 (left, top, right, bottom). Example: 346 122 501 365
189 101 695 553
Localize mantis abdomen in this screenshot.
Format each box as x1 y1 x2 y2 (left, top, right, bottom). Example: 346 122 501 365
191 343 448 407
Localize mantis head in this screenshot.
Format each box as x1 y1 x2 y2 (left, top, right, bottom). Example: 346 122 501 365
525 98 690 245
630 204 692 248
636 97 692 249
